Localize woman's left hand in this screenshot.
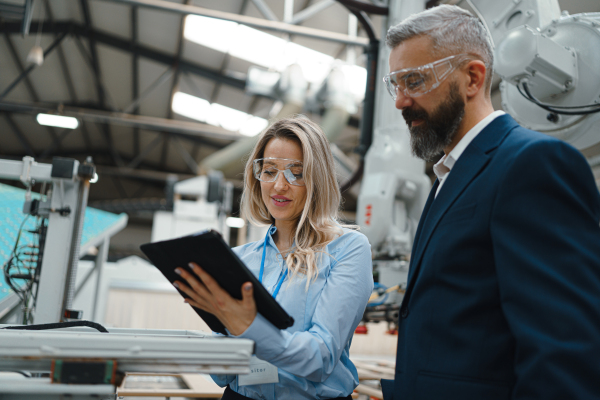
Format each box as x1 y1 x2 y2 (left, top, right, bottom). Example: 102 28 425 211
174 262 257 336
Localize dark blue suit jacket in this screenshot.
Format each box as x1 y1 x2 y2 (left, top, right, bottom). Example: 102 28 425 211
382 114 600 400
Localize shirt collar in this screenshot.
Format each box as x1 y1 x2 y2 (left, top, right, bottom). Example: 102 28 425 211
433 110 505 181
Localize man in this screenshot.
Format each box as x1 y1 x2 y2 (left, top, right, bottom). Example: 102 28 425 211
381 5 600 400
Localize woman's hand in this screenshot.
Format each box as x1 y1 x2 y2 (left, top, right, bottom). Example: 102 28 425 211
174 262 257 336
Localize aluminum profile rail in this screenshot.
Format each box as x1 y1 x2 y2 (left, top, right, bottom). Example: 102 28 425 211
0 327 254 374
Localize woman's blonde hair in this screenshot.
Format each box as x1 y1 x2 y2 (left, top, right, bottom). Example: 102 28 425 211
240 115 343 286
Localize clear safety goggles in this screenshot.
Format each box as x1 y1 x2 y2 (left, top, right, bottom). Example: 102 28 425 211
253 157 305 186
383 54 467 100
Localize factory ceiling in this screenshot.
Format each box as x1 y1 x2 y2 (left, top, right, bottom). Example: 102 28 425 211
0 0 598 215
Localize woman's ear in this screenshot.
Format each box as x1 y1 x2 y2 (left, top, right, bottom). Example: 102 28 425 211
465 60 487 98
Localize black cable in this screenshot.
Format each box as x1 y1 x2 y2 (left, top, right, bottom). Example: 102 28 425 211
336 0 389 15
517 82 600 110
1 320 109 333
5 370 32 378
518 82 600 115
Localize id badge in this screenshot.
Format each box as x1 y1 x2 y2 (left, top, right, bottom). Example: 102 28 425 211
238 356 279 386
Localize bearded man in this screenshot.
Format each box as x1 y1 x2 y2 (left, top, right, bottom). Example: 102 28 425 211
381 5 600 400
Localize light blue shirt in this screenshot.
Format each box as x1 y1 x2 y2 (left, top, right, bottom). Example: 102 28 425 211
210 226 374 399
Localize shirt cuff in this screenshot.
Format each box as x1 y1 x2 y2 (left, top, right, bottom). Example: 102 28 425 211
237 313 286 360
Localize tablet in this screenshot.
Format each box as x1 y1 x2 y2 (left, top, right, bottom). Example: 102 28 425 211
140 230 294 335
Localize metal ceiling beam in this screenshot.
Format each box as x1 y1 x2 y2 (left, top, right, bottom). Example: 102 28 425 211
250 0 279 21
291 0 336 24
209 0 249 105
44 1 93 152
131 5 140 156
3 113 35 156
1 29 64 150
80 0 123 168
0 30 68 100
1 21 248 90
0 100 244 142
128 134 163 169
161 0 190 172
104 0 369 47
39 128 73 159
124 66 174 114
44 1 78 104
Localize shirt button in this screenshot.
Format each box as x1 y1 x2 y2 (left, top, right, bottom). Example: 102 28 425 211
401 307 409 319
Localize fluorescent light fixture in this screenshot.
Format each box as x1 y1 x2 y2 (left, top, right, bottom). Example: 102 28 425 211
172 92 268 137
184 15 366 99
36 113 79 129
226 217 246 228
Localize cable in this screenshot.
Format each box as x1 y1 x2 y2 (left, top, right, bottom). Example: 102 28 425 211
517 81 600 115
1 320 109 333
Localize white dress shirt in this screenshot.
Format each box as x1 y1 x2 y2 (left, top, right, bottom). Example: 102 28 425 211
433 110 505 197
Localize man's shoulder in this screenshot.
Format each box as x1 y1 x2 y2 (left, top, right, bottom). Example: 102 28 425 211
499 122 579 162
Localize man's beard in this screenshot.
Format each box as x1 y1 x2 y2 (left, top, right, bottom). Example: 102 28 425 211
402 82 465 162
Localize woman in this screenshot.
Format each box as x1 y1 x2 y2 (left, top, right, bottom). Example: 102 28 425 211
174 115 373 400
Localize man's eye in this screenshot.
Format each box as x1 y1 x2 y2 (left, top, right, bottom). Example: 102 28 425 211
405 74 425 89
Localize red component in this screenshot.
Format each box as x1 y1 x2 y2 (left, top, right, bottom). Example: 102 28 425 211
386 329 398 335
355 325 368 334
365 204 373 226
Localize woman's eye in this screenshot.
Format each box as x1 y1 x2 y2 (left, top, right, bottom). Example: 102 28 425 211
263 169 277 176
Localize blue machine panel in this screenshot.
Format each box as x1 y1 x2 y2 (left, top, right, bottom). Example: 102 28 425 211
0 183 125 304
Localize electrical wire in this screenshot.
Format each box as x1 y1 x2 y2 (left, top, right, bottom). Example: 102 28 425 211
518 81 600 115
2 214 47 324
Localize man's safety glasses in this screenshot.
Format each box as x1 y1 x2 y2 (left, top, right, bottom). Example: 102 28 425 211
383 54 467 100
253 158 305 186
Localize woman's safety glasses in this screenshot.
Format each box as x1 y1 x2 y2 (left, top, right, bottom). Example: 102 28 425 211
383 54 467 100
253 158 305 186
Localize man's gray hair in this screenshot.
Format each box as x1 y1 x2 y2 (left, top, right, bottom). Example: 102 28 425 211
386 5 494 95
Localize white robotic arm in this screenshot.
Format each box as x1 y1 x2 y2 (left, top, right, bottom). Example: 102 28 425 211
471 0 600 149
357 0 600 322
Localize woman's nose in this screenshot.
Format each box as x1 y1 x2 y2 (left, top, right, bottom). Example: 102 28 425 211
273 171 289 190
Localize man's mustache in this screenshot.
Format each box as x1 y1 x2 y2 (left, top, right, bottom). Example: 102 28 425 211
402 108 428 125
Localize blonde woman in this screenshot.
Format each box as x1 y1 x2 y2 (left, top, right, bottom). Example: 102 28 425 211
174 115 373 400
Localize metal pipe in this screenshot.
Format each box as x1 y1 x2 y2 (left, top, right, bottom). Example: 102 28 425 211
104 0 369 47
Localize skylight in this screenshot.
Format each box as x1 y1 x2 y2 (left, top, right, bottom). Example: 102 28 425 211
172 92 269 136
184 15 366 95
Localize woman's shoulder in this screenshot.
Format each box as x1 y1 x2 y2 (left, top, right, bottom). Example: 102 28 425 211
232 240 264 257
327 227 370 252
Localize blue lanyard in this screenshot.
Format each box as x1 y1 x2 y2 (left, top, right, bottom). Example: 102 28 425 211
259 227 288 300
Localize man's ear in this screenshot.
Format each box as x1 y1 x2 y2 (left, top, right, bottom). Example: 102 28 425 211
464 60 487 98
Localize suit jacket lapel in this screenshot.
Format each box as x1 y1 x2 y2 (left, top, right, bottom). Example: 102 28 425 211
406 179 438 285
405 114 519 291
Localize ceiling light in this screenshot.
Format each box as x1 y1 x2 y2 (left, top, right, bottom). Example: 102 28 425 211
226 217 245 228
36 114 79 129
172 92 268 137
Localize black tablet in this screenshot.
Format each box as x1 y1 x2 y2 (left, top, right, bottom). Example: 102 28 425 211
140 230 294 335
